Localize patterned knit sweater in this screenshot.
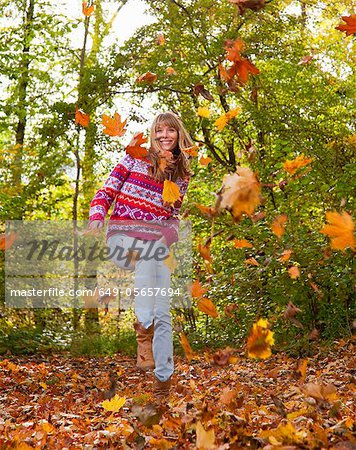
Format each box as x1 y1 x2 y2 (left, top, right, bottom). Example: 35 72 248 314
89 153 190 247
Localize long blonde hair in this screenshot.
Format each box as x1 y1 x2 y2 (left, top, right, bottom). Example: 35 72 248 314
148 112 193 182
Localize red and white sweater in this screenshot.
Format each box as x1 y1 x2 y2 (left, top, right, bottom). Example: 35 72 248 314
89 153 189 247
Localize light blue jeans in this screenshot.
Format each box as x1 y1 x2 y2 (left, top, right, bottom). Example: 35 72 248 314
107 233 173 382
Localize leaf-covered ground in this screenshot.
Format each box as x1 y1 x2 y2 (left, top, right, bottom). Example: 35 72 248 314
0 340 355 449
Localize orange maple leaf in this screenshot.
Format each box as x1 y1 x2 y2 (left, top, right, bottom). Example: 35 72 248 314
279 249 293 262
197 240 212 262
166 67 177 76
194 203 217 218
197 297 219 318
320 211 355 251
216 167 261 222
247 318 274 359
191 280 207 298
182 145 199 157
271 214 288 238
225 39 245 62
82 1 94 17
162 180 181 205
233 239 253 248
199 156 212 166
75 107 90 127
335 15 356 36
102 113 127 137
125 132 148 159
180 333 194 362
136 72 157 84
283 154 313 176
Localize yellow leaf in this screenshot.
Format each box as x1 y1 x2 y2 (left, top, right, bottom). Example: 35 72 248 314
196 421 216 450
271 214 287 238
320 210 355 251
163 249 178 273
214 107 241 131
197 106 211 118
197 297 219 318
40 382 47 390
162 180 181 204
283 154 313 175
101 394 126 412
247 319 274 359
180 333 194 362
42 421 55 433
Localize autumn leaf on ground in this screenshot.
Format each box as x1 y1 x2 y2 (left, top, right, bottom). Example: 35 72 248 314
288 265 300 279
131 403 163 427
196 421 215 450
82 1 94 16
162 180 181 205
320 211 355 251
234 238 253 248
247 318 275 359
302 382 338 403
0 232 18 250
101 394 126 412
180 333 194 362
199 156 212 166
283 301 303 328
283 154 313 175
215 166 261 221
335 15 356 36
75 107 90 127
102 113 127 137
271 214 288 238
228 0 266 15
197 297 219 318
279 249 293 262
259 421 304 445
214 107 241 131
190 279 207 298
136 72 157 84
197 106 211 118
125 132 148 159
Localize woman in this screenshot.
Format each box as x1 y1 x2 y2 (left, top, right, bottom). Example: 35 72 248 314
87 112 192 400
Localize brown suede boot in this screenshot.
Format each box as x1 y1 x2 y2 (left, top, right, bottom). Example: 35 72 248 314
153 375 171 401
134 322 155 371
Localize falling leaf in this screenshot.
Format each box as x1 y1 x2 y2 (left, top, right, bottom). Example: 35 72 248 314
245 257 259 266
164 249 178 273
308 328 319 340
193 83 214 101
196 421 216 450
182 145 199 157
224 303 239 317
191 280 207 298
131 403 163 427
197 107 211 118
213 347 233 366
197 240 212 262
214 107 241 131
199 156 213 166
228 0 266 15
166 66 177 75
162 180 181 205
298 55 313 65
234 239 253 248
75 106 90 127
288 266 300 279
0 232 18 250
279 249 293 262
125 132 148 159
136 72 157 84
197 297 219 318
156 32 165 45
335 15 356 36
101 394 126 412
271 214 287 238
180 333 194 362
309 281 323 297
220 387 237 405
247 318 275 359
297 359 308 382
215 167 261 221
194 203 217 218
82 1 94 16
320 211 355 251
102 113 127 137
283 154 313 175
283 301 303 328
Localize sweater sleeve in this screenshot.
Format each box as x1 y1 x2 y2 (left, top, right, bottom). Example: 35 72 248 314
89 154 135 222
161 177 190 247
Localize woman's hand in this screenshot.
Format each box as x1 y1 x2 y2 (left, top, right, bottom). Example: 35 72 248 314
83 220 104 236
157 235 168 247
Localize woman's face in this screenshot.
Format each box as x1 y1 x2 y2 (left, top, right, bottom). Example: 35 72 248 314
155 123 178 152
